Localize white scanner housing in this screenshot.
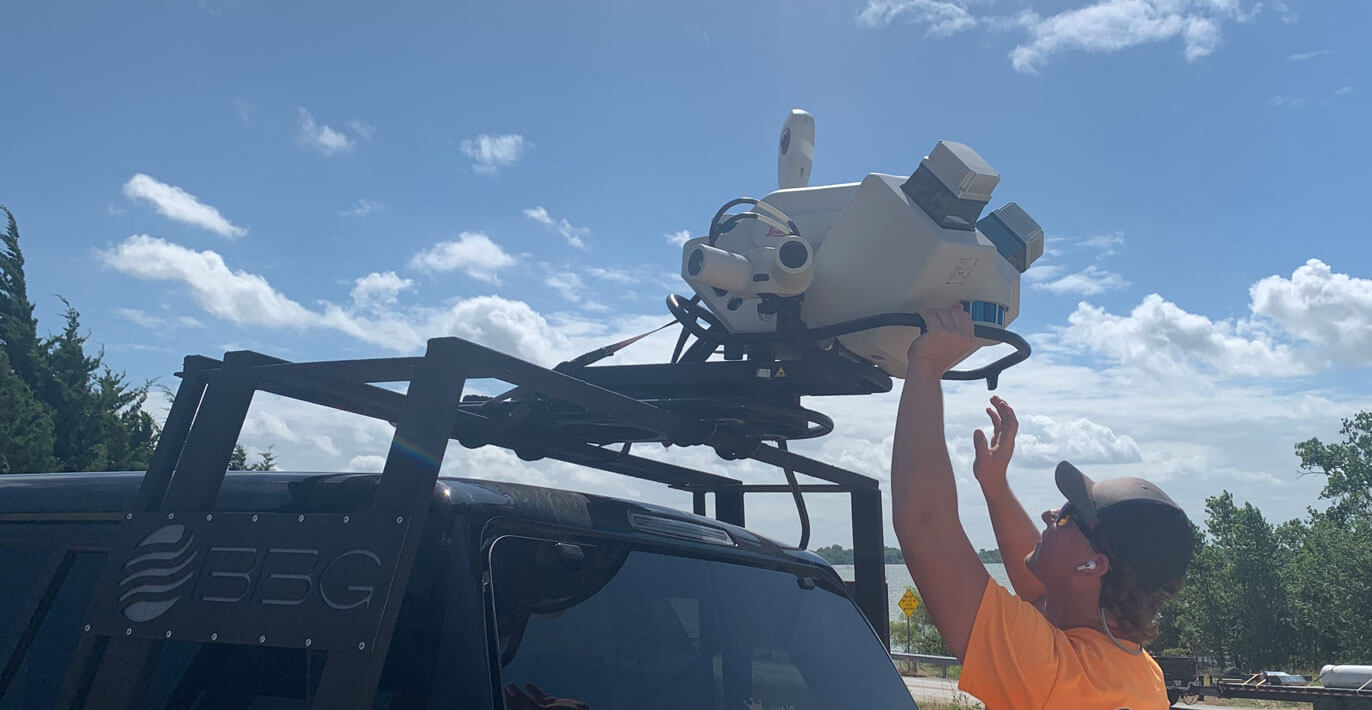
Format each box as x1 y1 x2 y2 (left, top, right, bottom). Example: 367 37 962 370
681 126 1043 378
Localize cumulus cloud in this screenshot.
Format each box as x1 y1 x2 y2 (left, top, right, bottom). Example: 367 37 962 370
856 0 977 36
1249 259 1372 366
1060 294 1309 377
1335 86 1353 96
350 271 414 311
1053 260 1372 378
666 230 692 246
99 235 314 328
297 108 354 156
524 206 590 250
460 133 531 175
1014 414 1143 467
1008 0 1249 74
1033 265 1130 295
409 232 516 283
122 174 247 238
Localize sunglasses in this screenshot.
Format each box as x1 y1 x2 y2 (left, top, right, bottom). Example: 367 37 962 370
1052 504 1107 551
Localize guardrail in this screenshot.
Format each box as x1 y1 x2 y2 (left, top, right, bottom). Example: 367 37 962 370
890 652 960 679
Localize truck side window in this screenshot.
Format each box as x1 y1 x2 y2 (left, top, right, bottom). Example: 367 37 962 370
490 536 916 710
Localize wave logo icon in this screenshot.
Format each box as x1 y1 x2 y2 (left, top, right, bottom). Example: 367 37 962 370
118 524 199 623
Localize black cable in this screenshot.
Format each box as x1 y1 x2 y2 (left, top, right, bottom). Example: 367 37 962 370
777 439 811 550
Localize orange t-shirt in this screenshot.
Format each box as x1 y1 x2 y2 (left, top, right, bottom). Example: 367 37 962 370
958 578 1169 710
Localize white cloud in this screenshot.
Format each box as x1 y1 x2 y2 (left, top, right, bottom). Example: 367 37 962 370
1287 49 1331 62
347 119 376 140
545 270 587 301
856 0 977 36
1060 294 1309 377
338 198 384 217
586 266 639 285
1014 414 1143 467
1079 232 1125 252
1033 265 1130 295
1335 86 1353 96
1267 94 1308 109
409 232 516 283
114 307 205 331
350 271 414 311
100 235 315 328
460 133 531 175
1007 0 1252 74
122 174 247 238
1249 259 1372 366
297 108 355 156
666 229 692 246
524 206 590 250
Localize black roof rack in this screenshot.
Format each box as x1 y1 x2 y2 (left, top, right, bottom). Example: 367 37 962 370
63 336 891 708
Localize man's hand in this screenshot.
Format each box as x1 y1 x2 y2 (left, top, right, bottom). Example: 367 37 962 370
907 305 976 379
972 396 1018 488
504 684 590 710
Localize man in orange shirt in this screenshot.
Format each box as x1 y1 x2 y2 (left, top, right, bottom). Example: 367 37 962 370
892 305 1194 709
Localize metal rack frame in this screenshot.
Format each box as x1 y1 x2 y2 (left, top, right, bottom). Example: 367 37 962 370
62 336 890 708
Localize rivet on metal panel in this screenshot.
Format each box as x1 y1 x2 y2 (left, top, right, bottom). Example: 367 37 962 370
358 642 366 651
258 635 267 644
167 513 175 520
211 633 219 641
125 628 132 636
298 514 305 522
125 512 133 520
206 514 213 521
305 638 313 647
83 624 91 632
165 631 172 639
251 514 259 522
343 515 351 524
395 516 404 524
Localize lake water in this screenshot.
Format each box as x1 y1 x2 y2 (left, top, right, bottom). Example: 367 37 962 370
831 563 1011 621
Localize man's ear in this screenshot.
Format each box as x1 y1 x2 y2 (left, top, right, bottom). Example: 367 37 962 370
1076 554 1109 578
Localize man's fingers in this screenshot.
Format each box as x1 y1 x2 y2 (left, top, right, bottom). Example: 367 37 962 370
973 428 989 457
987 406 1001 429
991 396 1019 432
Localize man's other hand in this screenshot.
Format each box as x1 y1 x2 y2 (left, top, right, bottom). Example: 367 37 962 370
973 396 1018 488
907 305 977 378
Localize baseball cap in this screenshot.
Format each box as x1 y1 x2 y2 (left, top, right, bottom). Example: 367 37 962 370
1055 461 1195 591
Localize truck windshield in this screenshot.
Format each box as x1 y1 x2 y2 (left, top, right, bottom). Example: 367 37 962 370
490 535 916 710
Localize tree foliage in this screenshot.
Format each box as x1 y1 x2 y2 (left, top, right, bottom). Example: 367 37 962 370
1155 412 1372 671
0 205 157 473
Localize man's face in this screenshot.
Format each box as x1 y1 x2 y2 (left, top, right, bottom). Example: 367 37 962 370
1026 502 1100 587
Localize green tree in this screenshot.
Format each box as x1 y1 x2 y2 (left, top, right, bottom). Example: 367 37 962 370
888 587 951 656
0 350 56 472
1296 412 1372 520
0 205 158 473
0 206 44 389
228 445 278 471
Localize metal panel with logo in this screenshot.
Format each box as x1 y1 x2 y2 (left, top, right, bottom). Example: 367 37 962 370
83 511 410 651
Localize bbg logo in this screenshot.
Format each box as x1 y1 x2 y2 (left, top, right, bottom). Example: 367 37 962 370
119 524 198 623
116 522 387 624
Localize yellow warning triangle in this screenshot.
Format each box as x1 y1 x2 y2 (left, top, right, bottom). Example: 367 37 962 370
775 366 787 377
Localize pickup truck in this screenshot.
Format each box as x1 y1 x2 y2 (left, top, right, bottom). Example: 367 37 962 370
0 337 915 709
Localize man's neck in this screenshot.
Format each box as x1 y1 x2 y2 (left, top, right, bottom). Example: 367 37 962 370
1041 587 1103 632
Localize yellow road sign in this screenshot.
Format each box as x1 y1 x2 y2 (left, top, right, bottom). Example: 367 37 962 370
899 589 919 617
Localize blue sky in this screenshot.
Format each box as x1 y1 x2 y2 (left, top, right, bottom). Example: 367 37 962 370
3 0 1369 550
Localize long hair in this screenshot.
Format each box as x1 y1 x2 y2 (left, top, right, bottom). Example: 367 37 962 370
1100 564 1183 644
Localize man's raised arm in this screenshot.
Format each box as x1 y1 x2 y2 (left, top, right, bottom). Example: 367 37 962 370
891 305 990 660
971 397 1047 604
